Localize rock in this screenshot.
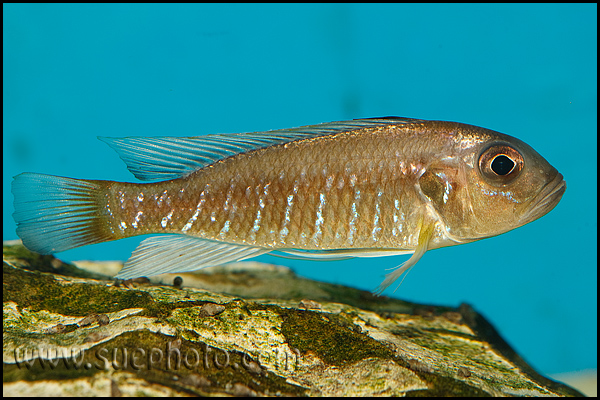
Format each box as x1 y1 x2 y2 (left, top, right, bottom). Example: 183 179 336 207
3 242 584 396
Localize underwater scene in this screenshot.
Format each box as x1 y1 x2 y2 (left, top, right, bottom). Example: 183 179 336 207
3 4 596 393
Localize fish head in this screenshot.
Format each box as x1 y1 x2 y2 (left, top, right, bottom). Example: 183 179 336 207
418 125 566 243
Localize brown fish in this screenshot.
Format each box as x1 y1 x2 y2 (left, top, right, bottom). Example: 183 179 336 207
11 117 566 293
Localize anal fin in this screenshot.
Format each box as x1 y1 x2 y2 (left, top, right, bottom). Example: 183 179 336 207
115 235 269 279
272 247 413 261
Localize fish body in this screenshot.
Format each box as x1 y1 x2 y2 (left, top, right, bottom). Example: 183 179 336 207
12 117 566 293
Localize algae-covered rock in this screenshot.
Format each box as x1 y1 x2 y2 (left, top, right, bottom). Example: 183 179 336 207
3 242 584 396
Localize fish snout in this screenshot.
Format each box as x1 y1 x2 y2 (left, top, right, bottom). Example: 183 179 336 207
522 172 566 224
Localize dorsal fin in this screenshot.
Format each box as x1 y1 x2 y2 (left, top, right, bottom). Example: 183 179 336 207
99 117 423 181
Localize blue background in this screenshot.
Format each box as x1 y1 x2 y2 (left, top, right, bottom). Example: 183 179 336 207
3 4 596 377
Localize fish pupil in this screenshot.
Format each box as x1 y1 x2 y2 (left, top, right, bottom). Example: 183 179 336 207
491 155 514 175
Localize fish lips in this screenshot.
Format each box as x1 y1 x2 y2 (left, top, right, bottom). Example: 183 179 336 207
521 172 566 225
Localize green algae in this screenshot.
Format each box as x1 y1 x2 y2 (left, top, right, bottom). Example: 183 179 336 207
279 307 393 366
2 243 585 396
3 264 154 316
4 330 307 396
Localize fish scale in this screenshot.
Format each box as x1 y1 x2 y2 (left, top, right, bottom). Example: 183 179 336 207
11 117 565 293
129 129 421 250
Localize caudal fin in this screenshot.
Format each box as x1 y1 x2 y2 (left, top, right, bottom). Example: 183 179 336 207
12 173 113 254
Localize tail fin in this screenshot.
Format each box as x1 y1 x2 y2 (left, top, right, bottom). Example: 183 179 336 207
12 173 113 254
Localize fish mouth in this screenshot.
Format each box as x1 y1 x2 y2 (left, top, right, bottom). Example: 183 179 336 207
521 172 566 225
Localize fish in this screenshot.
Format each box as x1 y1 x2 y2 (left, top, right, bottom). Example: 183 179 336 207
11 117 566 294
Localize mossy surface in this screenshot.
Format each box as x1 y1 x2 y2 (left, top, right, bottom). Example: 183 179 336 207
3 264 154 316
279 307 393 366
3 243 584 396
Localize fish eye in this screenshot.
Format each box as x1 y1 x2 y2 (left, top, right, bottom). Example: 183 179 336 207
491 155 515 175
479 144 524 186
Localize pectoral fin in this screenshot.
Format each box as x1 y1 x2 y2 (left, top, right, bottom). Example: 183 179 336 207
374 216 436 295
